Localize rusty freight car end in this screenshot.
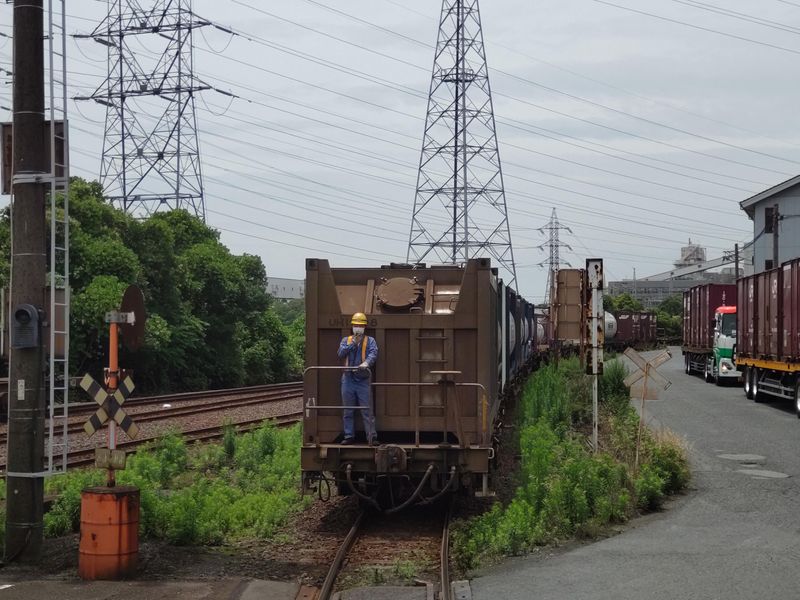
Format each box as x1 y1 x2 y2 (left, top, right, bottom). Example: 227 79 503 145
301 258 535 510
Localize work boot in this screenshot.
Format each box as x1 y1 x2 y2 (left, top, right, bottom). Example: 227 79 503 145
341 437 355 445
369 436 379 447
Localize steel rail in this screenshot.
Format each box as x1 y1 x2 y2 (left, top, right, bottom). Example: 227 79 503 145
440 499 453 600
317 509 366 600
64 381 303 416
0 387 303 446
0 411 303 473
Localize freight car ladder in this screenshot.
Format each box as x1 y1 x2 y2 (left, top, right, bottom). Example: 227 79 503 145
45 0 70 474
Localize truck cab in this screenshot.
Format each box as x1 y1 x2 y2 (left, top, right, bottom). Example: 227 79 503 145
711 305 737 384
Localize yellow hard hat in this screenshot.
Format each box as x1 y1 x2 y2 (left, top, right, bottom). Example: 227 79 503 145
351 312 368 326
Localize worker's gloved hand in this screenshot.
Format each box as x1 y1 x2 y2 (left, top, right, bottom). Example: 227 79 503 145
358 361 369 372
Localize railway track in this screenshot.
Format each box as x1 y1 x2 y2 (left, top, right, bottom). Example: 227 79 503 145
0 411 303 473
0 384 303 446
64 381 303 416
299 501 454 600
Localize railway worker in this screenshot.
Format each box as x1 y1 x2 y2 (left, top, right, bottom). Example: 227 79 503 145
338 312 379 446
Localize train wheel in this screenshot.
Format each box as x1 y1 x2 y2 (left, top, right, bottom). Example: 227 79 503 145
744 367 753 399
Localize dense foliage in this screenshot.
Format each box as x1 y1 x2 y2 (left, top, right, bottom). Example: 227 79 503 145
604 292 683 341
42 423 308 543
604 292 644 313
654 294 683 340
0 178 304 391
452 357 689 570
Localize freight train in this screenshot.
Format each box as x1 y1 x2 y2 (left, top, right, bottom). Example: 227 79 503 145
300 258 538 509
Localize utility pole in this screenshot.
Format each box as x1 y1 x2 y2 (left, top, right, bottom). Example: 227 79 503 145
772 203 780 269
734 243 739 279
6 0 47 562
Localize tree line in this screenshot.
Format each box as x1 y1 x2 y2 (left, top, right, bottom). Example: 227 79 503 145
604 292 682 340
0 178 304 393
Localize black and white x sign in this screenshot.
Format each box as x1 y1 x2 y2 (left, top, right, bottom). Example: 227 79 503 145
80 374 139 439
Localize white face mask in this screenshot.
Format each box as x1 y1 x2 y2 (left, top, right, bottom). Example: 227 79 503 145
352 326 365 336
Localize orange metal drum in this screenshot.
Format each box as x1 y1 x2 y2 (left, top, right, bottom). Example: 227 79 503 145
78 486 139 580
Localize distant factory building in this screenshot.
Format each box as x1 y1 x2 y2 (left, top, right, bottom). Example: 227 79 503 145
740 174 800 273
608 240 738 309
267 277 305 300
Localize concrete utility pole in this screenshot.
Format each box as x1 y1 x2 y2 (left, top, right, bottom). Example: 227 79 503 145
6 0 47 562
772 203 780 269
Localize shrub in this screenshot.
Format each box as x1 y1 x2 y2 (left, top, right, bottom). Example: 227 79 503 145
634 464 665 510
650 430 690 494
600 360 630 415
44 469 105 536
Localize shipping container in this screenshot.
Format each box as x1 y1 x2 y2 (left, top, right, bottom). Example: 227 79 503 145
613 311 658 348
738 257 800 414
682 283 737 382
551 268 584 348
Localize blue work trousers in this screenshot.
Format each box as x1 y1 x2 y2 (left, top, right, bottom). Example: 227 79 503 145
341 377 376 441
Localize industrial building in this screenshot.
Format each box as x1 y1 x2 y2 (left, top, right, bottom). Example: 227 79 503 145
739 174 800 273
266 277 305 300
608 240 739 309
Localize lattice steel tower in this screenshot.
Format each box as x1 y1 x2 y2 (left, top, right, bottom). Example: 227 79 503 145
538 208 572 300
77 0 208 218
407 0 516 286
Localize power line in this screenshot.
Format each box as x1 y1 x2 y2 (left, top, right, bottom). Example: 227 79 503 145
592 0 800 56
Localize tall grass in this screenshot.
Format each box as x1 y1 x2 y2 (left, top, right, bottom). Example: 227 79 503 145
452 356 689 570
42 422 309 544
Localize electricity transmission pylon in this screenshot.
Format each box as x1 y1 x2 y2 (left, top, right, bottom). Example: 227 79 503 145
76 0 208 219
538 208 572 301
407 0 517 287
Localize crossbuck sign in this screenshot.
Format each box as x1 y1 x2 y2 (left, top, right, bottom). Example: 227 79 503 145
623 348 672 400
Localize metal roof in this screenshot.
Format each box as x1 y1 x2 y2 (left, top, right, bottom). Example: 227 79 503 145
740 174 800 218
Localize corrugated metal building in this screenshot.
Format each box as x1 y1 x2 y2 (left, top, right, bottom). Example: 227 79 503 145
740 175 800 273
267 277 305 300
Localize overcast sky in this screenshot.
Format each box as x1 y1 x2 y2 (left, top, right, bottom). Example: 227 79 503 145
2 0 799 302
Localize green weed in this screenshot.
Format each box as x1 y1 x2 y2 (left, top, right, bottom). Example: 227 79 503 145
43 422 303 545
453 356 688 572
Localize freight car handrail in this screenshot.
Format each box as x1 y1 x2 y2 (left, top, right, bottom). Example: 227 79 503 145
370 381 489 447
302 366 374 411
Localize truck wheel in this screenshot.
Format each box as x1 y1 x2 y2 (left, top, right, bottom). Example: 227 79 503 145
704 358 713 383
744 367 753 399
684 354 691 375
752 369 764 403
794 380 800 420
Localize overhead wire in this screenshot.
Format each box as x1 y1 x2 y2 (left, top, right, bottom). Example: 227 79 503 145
591 0 800 56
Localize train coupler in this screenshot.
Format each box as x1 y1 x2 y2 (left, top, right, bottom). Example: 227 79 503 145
374 444 408 473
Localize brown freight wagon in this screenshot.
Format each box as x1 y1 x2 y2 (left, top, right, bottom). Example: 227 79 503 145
302 258 520 506
682 283 737 382
550 268 584 350
614 311 657 348
738 258 800 414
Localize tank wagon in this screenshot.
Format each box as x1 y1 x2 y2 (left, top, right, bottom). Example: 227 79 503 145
737 258 800 413
301 258 536 508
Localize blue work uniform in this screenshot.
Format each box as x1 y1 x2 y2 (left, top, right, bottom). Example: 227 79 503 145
337 334 379 441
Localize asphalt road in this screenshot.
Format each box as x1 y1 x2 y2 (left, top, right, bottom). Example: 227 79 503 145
471 347 800 600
